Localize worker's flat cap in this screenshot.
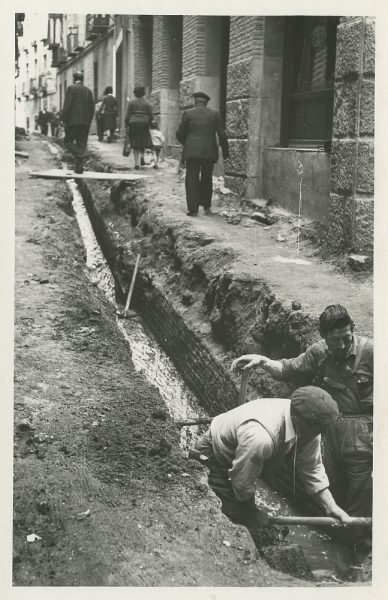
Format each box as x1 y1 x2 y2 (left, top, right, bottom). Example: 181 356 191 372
193 91 210 101
291 386 339 427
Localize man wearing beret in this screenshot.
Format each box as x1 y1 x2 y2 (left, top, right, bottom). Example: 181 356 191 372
176 91 229 216
231 304 373 560
61 71 95 174
192 386 350 531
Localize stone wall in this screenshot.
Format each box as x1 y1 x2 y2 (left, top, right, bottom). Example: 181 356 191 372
225 17 284 199
328 17 374 255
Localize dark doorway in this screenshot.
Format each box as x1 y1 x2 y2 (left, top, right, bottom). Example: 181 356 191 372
219 17 230 125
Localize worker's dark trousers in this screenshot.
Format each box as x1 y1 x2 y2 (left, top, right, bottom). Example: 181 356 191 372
195 430 259 528
64 125 89 169
40 123 48 136
185 159 214 213
326 415 373 555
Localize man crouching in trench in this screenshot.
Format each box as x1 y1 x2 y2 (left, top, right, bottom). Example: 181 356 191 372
191 386 350 543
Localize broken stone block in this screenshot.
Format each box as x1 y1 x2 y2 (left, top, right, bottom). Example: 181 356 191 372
348 254 373 271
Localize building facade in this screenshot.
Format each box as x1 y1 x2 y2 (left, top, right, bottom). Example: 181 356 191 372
14 14 57 133
39 14 375 255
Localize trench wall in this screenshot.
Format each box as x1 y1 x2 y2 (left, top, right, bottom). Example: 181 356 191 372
72 150 368 539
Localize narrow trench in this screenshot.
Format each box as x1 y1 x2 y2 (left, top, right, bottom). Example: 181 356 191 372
67 176 355 584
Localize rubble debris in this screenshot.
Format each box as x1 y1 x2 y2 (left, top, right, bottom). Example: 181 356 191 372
273 256 311 266
222 540 231 547
26 533 41 543
348 254 373 271
292 301 302 311
75 509 91 521
17 419 35 432
251 212 278 225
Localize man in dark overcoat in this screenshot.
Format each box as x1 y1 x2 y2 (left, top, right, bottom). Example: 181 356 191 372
61 71 95 174
176 92 229 216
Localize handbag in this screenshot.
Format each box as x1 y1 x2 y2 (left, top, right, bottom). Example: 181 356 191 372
123 128 131 157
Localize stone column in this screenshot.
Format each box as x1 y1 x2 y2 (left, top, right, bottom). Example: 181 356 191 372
224 16 285 198
328 17 374 255
180 16 222 110
150 16 183 148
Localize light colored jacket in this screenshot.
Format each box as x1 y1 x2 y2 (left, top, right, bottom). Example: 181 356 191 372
210 398 329 502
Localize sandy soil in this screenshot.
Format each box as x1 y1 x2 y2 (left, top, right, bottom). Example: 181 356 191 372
13 137 310 587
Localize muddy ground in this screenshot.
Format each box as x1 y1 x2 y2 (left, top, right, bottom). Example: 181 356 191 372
13 138 316 587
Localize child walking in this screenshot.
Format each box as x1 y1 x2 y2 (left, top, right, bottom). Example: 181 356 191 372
150 121 165 169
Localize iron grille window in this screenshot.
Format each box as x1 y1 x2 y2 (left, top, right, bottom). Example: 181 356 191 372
281 16 339 148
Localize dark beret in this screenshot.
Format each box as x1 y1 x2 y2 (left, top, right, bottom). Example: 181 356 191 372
193 91 210 101
291 386 339 427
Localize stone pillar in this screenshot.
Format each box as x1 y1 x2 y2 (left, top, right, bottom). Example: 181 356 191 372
224 16 285 198
328 17 374 255
180 16 223 111
150 16 183 148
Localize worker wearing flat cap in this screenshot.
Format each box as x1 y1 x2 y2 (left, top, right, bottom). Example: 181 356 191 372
176 91 229 216
192 386 350 532
61 71 95 174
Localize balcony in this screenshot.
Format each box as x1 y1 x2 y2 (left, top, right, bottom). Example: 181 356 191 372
85 14 110 40
67 31 83 56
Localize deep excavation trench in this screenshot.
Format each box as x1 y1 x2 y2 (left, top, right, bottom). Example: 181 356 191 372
60 152 366 584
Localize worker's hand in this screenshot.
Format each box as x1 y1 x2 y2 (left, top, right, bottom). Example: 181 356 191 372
251 507 270 529
329 504 351 525
231 354 268 373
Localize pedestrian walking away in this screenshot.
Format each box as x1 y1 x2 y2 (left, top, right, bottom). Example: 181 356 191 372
37 105 52 136
231 304 373 562
150 120 165 168
125 85 153 170
176 91 229 216
50 107 60 137
98 86 118 143
192 386 350 536
61 71 94 174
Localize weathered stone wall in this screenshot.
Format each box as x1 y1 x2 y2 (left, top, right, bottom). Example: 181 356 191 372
328 17 374 255
225 17 284 199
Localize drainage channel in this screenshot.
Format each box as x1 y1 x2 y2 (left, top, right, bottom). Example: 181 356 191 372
68 176 356 585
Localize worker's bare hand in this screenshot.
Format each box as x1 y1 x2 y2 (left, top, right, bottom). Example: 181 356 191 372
329 505 351 525
251 507 270 529
231 354 268 373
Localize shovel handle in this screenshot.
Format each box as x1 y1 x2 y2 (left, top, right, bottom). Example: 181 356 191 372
268 516 371 527
239 370 249 405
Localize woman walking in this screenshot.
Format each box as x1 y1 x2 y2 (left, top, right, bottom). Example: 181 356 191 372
125 85 153 169
98 86 118 142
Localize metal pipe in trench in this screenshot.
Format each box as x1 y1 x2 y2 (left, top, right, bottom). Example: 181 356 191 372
268 516 371 527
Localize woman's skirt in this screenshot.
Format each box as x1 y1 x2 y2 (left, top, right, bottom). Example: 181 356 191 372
128 121 152 151
103 113 117 132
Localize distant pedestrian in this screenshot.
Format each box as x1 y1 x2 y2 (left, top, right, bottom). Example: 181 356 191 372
37 105 51 136
61 71 94 174
176 91 229 216
98 86 118 143
95 96 104 141
125 85 153 170
150 120 165 169
50 107 60 137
